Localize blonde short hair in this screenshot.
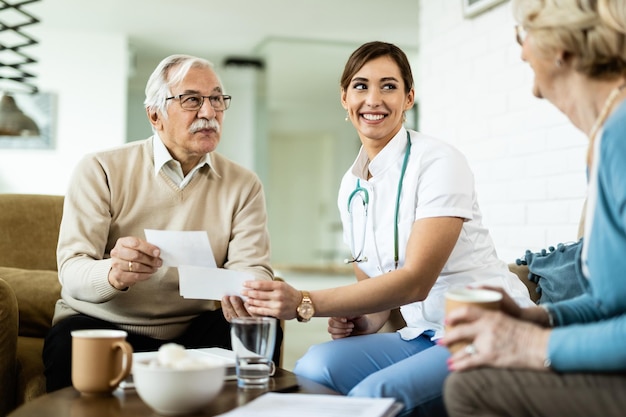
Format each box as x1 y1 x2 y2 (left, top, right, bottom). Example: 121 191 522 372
513 0 626 79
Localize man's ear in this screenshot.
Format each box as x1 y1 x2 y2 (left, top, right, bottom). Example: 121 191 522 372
146 109 161 129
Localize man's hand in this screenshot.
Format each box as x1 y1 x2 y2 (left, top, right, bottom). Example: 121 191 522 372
108 237 162 290
221 295 252 322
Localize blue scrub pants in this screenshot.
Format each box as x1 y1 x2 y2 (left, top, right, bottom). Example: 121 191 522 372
293 332 450 417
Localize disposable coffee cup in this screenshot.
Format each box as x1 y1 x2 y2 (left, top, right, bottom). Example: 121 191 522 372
444 287 502 353
71 329 133 395
230 317 276 389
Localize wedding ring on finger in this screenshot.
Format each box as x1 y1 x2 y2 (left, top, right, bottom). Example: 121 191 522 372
464 344 478 356
128 261 133 273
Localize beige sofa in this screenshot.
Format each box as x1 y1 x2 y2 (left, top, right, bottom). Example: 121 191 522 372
0 194 63 416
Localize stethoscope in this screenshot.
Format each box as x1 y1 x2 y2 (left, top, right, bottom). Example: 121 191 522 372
345 131 412 270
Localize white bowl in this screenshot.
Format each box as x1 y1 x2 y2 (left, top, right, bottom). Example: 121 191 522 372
133 358 226 415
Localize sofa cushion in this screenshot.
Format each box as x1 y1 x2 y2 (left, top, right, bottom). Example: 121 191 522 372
0 194 64 271
0 267 61 338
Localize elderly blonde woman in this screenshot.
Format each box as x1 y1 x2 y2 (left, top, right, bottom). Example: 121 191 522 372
441 1 626 416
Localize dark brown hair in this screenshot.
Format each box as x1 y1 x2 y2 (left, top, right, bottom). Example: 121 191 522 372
340 41 414 94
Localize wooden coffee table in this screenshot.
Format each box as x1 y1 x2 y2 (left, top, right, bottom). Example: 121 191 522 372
8 368 339 417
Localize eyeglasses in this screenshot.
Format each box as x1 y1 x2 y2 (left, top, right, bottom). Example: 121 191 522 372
515 25 528 46
166 93 232 111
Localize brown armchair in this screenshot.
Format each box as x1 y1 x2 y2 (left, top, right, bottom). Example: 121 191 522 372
0 194 63 416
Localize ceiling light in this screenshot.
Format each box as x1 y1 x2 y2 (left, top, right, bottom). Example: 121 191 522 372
0 92 39 135
0 0 41 136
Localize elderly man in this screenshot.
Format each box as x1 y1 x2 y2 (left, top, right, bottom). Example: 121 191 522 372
43 54 280 392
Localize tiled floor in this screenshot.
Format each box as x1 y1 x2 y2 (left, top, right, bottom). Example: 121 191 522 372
275 270 355 371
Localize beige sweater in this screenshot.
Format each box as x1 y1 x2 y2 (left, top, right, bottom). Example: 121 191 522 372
54 137 273 339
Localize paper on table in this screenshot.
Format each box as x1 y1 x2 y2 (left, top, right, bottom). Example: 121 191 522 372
144 229 216 268
216 393 403 417
178 265 252 301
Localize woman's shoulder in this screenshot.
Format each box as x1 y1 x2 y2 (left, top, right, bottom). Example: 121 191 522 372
604 100 626 137
601 100 626 157
410 129 462 150
408 130 470 164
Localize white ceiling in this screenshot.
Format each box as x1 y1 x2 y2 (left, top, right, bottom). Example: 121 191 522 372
31 0 420 131
35 0 420 62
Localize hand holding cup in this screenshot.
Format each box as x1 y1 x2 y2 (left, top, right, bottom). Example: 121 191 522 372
444 287 502 354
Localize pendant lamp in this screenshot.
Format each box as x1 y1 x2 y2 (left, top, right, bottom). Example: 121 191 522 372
0 0 41 136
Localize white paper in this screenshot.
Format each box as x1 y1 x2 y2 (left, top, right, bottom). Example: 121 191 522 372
178 265 252 301
144 229 252 301
216 393 401 417
144 229 216 268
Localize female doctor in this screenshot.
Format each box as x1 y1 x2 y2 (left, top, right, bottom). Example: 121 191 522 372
237 41 532 416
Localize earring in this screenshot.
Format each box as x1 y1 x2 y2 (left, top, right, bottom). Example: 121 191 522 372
345 112 349 122
555 58 563 67
402 112 407 123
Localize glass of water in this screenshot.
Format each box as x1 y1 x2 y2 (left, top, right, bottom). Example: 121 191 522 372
230 317 276 389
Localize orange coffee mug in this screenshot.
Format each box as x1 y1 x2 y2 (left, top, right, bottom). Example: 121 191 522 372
71 329 133 395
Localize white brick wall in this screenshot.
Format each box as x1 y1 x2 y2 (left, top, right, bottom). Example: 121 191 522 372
417 0 587 262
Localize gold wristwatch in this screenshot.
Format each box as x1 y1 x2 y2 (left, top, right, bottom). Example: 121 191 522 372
296 291 315 322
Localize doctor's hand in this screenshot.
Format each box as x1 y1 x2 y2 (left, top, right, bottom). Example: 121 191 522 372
242 280 303 320
109 237 162 290
221 295 252 322
328 316 367 339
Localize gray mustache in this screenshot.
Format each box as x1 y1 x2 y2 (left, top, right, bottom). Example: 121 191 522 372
190 118 220 133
